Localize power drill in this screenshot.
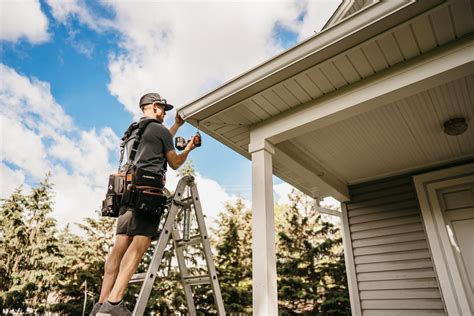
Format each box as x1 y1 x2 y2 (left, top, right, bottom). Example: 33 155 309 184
175 131 202 150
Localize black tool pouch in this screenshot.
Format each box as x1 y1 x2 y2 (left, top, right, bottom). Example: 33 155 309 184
134 167 165 188
122 185 166 217
101 173 125 217
135 188 167 217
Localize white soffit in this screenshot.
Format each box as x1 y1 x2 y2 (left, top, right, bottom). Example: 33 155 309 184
288 74 474 185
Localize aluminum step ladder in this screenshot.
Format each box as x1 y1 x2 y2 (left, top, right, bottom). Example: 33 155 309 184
130 175 226 316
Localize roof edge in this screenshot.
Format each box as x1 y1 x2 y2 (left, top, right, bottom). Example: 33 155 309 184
178 0 431 122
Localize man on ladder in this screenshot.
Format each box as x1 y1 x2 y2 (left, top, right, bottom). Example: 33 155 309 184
92 92 197 316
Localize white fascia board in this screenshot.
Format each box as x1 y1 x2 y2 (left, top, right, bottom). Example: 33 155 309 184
317 206 342 217
273 145 350 201
178 0 433 122
250 38 474 145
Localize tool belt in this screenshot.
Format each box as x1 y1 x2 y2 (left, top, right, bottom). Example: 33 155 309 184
121 167 167 217
101 166 167 218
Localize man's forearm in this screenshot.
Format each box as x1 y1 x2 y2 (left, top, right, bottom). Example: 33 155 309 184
175 149 190 168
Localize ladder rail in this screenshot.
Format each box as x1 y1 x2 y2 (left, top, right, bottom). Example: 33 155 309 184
190 182 226 315
172 222 196 315
131 175 226 316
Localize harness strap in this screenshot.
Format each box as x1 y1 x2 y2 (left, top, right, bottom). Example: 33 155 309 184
118 122 139 171
129 119 160 163
118 119 160 171
118 118 168 182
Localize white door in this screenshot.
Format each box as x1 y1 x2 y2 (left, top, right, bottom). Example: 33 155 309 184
437 181 474 312
414 164 474 316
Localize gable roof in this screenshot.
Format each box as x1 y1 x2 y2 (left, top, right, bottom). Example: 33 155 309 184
322 0 376 31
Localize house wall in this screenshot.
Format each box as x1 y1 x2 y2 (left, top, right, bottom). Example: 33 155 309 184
342 173 446 316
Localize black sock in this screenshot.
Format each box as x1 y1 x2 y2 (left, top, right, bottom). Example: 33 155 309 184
108 300 121 306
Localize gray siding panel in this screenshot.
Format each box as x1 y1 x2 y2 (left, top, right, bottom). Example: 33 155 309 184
344 174 446 315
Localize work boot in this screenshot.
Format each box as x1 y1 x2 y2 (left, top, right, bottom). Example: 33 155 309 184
89 302 102 316
97 300 132 316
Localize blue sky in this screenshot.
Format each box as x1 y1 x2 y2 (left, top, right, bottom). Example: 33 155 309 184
0 0 340 229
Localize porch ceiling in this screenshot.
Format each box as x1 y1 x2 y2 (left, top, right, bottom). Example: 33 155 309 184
283 74 474 187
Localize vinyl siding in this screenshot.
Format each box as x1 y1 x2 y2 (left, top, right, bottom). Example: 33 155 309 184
343 174 446 315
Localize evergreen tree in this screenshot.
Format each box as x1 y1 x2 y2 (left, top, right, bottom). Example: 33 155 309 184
177 159 197 178
52 214 115 314
0 187 29 312
0 175 62 314
276 190 350 315
210 197 252 314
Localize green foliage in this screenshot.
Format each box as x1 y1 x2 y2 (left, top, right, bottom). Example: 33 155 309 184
177 159 196 178
0 175 62 314
277 190 350 315
51 215 115 314
210 197 252 314
0 176 349 315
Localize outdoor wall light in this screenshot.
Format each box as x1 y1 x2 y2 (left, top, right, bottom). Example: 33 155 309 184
443 117 468 136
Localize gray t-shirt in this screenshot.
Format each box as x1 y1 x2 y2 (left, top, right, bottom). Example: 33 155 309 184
125 117 174 175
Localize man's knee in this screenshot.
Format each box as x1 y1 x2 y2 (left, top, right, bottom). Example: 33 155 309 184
104 235 133 272
131 235 152 253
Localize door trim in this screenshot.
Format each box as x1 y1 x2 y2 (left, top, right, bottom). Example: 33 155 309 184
413 163 474 315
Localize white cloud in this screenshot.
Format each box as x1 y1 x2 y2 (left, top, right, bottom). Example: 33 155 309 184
0 0 50 43
297 0 342 40
0 162 28 197
194 172 250 227
274 181 341 210
39 0 341 126
163 168 250 229
0 115 50 179
0 64 118 232
49 167 107 228
45 0 114 32
274 182 294 205
103 1 308 119
0 64 73 133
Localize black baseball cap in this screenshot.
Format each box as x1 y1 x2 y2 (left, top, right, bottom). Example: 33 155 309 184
139 92 174 111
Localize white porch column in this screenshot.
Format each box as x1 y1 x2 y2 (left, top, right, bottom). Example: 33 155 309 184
250 140 278 316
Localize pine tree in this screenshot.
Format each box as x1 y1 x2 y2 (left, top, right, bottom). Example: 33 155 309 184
177 159 197 178
0 175 62 314
276 189 350 315
0 187 30 312
210 197 252 314
52 214 115 314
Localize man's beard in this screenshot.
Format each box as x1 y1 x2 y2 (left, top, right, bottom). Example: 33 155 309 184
155 115 164 123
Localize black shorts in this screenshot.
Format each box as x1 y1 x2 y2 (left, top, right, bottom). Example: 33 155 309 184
116 206 161 238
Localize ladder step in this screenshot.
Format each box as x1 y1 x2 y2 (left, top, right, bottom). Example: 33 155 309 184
174 196 193 207
130 272 147 283
183 275 211 286
176 235 202 248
